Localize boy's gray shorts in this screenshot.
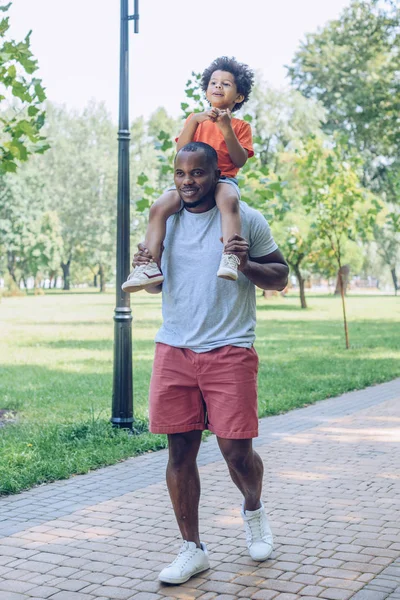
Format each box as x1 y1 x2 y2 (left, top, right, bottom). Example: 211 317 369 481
166 176 240 199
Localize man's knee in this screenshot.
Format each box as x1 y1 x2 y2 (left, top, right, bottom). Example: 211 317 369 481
168 431 201 469
219 439 253 474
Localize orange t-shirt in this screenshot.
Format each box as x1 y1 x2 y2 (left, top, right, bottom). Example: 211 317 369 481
176 114 254 178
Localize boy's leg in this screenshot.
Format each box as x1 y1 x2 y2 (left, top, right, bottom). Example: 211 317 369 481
215 182 241 245
145 190 181 265
121 189 180 293
215 183 242 280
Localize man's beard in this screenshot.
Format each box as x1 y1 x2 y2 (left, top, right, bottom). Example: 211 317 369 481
181 196 206 209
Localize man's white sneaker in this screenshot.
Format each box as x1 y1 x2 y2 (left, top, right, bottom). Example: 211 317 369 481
241 502 274 561
217 253 240 280
121 261 164 293
158 540 209 585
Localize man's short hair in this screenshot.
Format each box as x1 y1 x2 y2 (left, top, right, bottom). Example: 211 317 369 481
176 142 218 169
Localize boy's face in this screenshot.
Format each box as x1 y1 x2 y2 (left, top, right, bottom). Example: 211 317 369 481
206 70 244 111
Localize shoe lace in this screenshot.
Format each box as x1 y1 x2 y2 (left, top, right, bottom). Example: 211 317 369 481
223 253 240 268
245 513 267 544
127 264 147 279
170 541 197 568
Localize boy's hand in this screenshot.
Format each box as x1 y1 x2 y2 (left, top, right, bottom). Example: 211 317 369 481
195 108 220 123
215 108 233 132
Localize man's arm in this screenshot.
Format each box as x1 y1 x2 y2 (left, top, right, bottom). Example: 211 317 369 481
224 234 289 291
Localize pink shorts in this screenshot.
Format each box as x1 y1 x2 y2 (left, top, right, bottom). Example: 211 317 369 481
149 343 259 439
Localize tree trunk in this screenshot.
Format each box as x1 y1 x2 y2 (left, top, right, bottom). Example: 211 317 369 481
93 273 98 288
61 260 71 291
390 268 398 296
338 267 350 349
334 265 350 295
292 264 307 309
7 251 18 284
99 263 106 293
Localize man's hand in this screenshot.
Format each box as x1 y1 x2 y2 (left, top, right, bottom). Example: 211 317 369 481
223 234 250 272
132 242 152 268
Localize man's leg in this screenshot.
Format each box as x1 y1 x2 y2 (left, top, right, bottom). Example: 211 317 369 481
166 430 202 546
217 437 263 511
158 429 210 584
217 436 273 561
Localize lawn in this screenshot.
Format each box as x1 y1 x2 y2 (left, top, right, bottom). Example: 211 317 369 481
1 290 399 494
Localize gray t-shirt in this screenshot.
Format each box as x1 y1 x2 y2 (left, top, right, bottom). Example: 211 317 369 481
154 201 278 352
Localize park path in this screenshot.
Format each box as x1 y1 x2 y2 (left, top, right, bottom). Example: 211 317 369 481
0 379 399 600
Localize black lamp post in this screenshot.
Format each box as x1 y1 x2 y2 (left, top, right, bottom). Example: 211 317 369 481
111 0 139 429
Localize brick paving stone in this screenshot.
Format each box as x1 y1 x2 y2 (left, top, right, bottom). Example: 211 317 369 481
49 593 95 600
0 593 30 600
129 593 161 599
23 585 60 598
251 591 279 599
319 590 354 600
89 586 134 599
351 592 388 600
0 580 35 593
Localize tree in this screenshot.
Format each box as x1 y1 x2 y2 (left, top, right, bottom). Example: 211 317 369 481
40 102 117 290
287 0 400 266
373 210 400 294
288 1 399 159
0 2 48 174
296 136 379 348
244 80 326 170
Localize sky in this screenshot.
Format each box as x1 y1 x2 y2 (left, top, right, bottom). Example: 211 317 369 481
8 0 351 123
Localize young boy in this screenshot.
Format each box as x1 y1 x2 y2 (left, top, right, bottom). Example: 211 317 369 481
122 56 254 292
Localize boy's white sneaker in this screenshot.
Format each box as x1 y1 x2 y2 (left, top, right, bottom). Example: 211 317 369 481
241 502 274 561
158 540 209 585
217 253 240 280
121 261 164 293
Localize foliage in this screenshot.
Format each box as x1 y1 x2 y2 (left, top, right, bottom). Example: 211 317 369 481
295 136 381 345
288 0 400 160
0 2 48 174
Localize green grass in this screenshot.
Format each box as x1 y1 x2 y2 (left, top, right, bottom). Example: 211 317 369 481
1 290 399 495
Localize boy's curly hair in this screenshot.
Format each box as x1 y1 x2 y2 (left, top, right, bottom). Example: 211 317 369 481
201 56 254 112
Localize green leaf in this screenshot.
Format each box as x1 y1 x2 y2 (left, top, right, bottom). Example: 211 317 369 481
135 198 150 212
7 64 16 78
243 114 253 123
137 173 148 186
27 106 40 117
34 81 46 102
2 160 17 173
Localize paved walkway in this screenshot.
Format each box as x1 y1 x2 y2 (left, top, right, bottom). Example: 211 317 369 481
1 379 400 600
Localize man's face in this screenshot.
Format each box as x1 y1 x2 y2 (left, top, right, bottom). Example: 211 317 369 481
174 150 219 210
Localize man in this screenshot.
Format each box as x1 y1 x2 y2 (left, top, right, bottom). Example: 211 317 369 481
133 142 289 585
